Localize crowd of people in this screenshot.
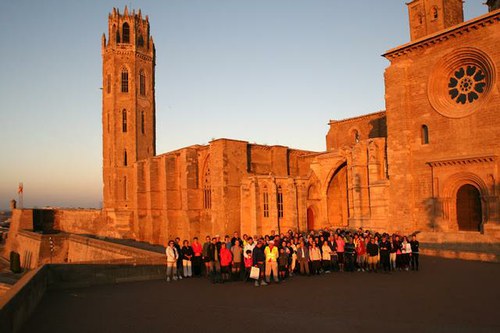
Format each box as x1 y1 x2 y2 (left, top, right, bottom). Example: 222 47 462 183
164 228 420 286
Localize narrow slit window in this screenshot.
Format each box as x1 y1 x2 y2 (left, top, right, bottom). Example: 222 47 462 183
122 110 127 132
107 74 111 94
141 111 145 134
354 130 360 144
139 71 146 96
121 69 128 93
124 150 128 166
203 167 211 209
421 125 429 145
277 186 284 218
263 187 269 218
124 176 127 200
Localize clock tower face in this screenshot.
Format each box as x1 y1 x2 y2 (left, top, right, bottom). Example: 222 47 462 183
428 48 495 118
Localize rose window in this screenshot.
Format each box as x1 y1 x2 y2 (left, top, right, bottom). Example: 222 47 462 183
428 48 495 118
448 65 486 104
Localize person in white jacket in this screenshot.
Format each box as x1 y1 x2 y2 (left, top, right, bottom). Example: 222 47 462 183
165 240 179 282
243 237 255 259
401 236 412 271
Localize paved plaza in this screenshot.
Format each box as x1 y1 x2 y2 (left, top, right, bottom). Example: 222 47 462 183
22 256 500 333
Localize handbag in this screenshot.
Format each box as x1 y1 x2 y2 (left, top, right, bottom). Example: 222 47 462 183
250 266 260 280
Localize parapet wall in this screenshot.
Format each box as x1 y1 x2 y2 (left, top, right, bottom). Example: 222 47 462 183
5 231 163 269
0 259 166 333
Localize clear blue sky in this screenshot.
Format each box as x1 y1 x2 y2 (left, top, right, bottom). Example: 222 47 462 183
0 1 487 210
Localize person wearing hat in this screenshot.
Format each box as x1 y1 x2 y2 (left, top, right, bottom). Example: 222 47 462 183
264 240 279 284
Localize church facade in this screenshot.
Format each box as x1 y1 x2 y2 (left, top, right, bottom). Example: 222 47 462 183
101 1 500 245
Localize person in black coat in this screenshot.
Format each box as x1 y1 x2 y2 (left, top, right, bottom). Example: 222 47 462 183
379 235 392 272
252 240 267 286
410 235 420 271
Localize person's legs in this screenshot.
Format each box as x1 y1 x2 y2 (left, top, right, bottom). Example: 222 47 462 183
258 263 267 285
299 259 305 275
338 252 344 272
265 261 272 283
413 254 419 271
291 254 297 275
390 253 396 271
272 262 279 282
166 263 173 281
204 260 211 277
182 260 188 277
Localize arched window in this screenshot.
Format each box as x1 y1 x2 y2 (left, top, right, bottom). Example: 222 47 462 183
263 186 269 218
353 130 360 144
139 71 146 96
137 34 144 47
122 23 130 43
124 150 128 166
141 111 145 134
122 109 127 132
113 25 120 43
121 69 128 93
421 125 429 144
277 186 284 218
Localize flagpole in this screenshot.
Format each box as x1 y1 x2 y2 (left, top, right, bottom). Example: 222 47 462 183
18 182 23 209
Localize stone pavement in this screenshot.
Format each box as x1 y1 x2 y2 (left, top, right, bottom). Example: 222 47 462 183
21 256 500 333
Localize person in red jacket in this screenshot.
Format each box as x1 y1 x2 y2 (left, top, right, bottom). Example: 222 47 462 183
191 237 203 277
219 242 233 282
355 235 367 272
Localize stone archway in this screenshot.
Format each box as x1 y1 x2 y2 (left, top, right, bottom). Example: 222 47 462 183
456 184 482 231
442 172 488 232
326 162 348 227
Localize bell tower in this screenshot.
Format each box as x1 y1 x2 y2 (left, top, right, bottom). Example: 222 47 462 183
407 0 464 41
102 7 156 209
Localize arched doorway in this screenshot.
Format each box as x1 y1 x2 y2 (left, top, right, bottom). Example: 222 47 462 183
456 184 482 231
326 162 348 227
307 207 315 231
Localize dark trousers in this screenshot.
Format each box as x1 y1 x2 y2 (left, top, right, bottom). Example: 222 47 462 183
380 253 390 271
311 260 321 274
411 253 419 271
345 253 355 272
192 256 202 276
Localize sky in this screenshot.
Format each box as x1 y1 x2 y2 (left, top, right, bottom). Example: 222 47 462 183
0 0 488 210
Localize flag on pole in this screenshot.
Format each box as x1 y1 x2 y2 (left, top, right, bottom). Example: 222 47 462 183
18 182 23 194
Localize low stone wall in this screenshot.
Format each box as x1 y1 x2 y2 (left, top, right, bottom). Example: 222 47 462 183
0 259 166 333
4 230 164 270
0 265 49 333
66 235 164 263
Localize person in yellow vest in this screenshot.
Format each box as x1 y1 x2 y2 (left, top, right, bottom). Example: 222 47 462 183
264 240 279 284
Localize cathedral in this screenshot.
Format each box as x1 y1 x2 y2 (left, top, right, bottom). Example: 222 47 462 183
100 1 500 245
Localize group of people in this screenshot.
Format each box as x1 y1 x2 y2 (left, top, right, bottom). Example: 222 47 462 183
165 228 420 286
